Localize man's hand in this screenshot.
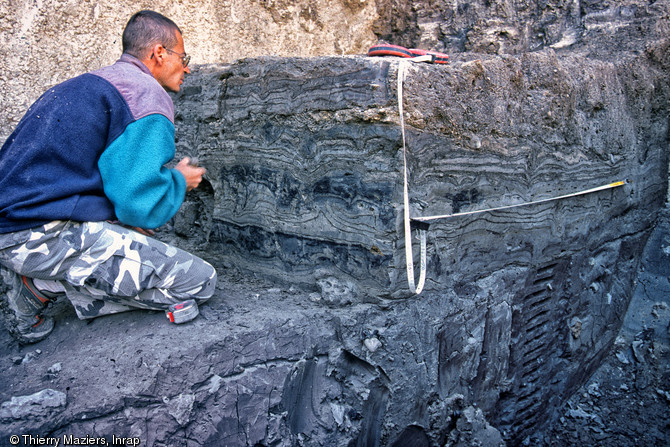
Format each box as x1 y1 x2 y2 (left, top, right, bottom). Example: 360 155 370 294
175 157 206 191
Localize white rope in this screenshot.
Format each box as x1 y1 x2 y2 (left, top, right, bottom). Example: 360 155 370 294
399 59 427 294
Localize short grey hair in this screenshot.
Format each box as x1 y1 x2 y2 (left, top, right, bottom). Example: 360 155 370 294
122 10 182 59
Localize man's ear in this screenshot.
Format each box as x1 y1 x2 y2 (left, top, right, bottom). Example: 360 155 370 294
150 44 165 65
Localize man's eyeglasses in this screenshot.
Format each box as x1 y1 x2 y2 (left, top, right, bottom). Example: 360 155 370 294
164 47 190 67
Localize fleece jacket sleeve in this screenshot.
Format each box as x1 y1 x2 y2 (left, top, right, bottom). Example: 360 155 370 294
98 114 186 229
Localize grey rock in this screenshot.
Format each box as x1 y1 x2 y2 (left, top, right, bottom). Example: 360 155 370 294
446 405 506 447
166 393 195 426
47 362 62 375
20 350 41 365
317 276 357 307
0 389 66 421
364 337 382 353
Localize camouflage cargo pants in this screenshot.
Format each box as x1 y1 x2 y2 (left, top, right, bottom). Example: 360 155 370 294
0 220 217 319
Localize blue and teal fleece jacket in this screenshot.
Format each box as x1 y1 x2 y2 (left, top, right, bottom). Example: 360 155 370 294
0 54 186 234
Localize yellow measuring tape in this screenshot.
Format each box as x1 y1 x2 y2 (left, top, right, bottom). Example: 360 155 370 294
397 60 628 294
412 180 628 222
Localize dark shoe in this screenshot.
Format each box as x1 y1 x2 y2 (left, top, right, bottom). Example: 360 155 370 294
0 275 61 344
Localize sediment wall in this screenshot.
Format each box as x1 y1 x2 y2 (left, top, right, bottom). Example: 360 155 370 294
171 46 668 302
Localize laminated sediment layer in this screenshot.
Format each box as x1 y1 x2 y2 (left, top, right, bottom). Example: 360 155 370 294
172 49 667 301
